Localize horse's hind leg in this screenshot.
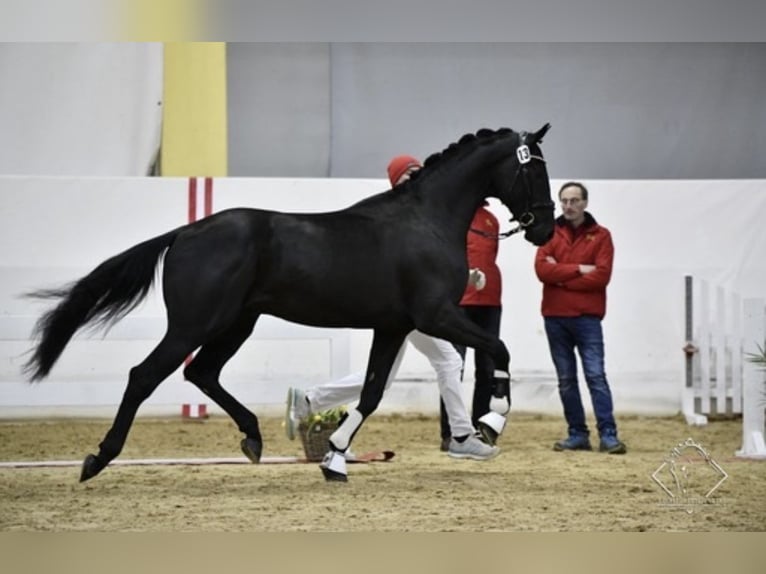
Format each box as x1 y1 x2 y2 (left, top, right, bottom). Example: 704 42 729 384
183 315 263 463
80 331 195 482
321 329 407 482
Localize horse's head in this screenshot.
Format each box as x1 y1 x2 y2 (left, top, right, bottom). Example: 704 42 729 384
491 124 555 246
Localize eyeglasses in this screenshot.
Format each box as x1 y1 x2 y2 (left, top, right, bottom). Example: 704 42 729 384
559 197 583 206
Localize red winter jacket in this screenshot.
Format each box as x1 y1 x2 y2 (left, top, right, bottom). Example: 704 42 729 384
460 206 502 306
534 213 613 319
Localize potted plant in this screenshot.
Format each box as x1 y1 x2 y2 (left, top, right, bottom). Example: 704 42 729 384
298 406 348 461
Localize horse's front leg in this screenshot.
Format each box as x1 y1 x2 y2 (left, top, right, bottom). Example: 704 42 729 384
415 304 511 446
320 329 407 482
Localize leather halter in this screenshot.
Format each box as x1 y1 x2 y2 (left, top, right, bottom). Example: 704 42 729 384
470 134 552 240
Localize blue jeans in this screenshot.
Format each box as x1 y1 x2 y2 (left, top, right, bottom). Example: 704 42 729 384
544 316 617 438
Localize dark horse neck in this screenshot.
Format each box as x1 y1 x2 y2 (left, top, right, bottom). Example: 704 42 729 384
406 128 520 244
350 129 521 244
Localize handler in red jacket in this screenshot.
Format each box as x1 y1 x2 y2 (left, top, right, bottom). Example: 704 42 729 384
534 181 626 454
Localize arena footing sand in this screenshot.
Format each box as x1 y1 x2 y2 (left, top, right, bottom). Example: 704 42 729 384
1 413 764 531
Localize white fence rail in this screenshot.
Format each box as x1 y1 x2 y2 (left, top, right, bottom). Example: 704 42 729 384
683 275 766 458
683 276 743 421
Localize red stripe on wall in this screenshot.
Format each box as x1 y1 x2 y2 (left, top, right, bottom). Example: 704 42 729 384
188 177 198 223
204 177 213 217
184 177 202 372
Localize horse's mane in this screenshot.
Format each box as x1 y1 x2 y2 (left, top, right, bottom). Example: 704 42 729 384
410 127 515 184
351 127 517 210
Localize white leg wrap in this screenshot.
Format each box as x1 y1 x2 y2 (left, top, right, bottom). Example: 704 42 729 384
479 371 511 436
478 411 507 435
329 408 363 451
489 395 511 415
320 450 347 475
491 370 511 415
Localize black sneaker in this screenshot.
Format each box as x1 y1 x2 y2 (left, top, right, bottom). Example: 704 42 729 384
440 437 450 452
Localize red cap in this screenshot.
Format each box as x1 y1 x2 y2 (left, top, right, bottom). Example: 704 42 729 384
386 155 422 186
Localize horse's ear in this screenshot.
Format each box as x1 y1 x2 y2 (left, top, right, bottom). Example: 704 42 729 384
533 123 551 143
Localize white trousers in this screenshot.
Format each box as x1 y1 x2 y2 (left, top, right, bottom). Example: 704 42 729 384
306 330 474 437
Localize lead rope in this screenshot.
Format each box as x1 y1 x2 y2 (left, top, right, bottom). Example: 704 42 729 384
469 226 522 240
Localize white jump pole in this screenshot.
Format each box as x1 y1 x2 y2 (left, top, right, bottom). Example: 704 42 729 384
682 275 707 425
736 298 766 459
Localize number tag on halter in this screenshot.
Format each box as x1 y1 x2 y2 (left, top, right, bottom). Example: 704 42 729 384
516 145 531 164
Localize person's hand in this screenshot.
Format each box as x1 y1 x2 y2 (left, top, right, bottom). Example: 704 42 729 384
579 264 596 274
468 268 486 290
545 256 556 264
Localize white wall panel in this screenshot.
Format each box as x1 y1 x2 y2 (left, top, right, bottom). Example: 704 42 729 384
1 176 764 418
0 43 163 176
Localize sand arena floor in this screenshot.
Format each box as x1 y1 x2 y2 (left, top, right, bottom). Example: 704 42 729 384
0 413 764 531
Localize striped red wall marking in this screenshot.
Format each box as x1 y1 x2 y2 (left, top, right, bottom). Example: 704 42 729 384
184 177 215 368
187 177 198 223
204 177 213 217
181 403 208 419
187 177 214 223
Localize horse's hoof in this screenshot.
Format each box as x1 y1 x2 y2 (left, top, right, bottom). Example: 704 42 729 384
477 421 499 447
240 438 262 463
319 450 348 482
79 454 105 482
320 466 348 482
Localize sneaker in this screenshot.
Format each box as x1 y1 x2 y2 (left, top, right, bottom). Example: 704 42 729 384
599 434 627 454
284 387 310 440
553 435 592 451
440 437 450 452
448 434 500 461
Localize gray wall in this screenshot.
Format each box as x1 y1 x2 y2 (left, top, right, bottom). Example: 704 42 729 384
227 43 766 179
227 43 331 177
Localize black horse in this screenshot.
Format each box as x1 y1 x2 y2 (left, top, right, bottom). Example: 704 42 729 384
24 125 554 482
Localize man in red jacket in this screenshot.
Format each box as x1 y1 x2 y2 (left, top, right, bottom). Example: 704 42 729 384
534 181 626 454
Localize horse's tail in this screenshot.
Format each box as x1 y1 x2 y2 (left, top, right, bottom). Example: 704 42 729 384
24 228 183 381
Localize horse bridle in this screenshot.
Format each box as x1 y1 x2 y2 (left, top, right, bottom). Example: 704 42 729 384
470 134 553 240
